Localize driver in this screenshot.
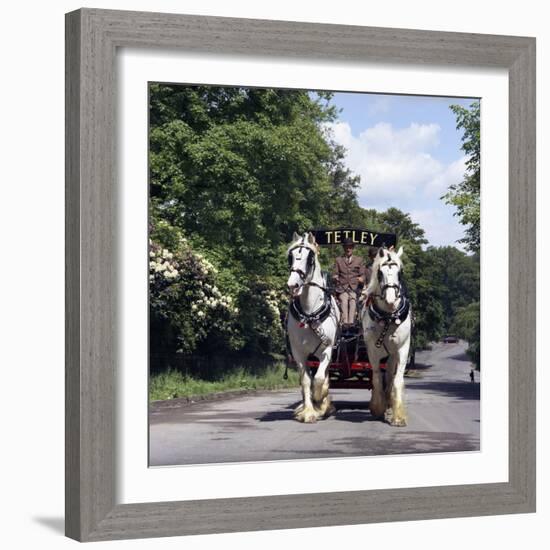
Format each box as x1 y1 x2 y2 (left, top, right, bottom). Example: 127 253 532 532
332 238 368 328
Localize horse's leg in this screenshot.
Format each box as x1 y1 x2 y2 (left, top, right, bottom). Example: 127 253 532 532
383 354 397 424
312 347 335 419
294 363 318 423
388 343 409 427
369 355 387 419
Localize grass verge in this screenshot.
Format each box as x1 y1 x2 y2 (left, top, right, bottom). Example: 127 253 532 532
150 364 299 402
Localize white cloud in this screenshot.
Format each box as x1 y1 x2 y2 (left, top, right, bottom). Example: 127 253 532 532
366 96 391 117
410 208 466 251
325 121 465 205
424 156 467 197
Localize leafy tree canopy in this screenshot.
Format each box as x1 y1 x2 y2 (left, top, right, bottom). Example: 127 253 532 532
443 102 480 253
149 85 481 368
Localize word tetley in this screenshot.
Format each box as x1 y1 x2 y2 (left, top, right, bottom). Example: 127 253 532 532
324 230 378 245
309 228 397 248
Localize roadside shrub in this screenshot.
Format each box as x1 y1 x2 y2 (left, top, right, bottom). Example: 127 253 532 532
149 221 288 368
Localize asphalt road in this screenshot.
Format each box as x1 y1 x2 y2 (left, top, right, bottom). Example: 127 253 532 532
149 341 480 466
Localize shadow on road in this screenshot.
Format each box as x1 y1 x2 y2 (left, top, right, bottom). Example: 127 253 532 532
407 361 433 371
258 410 296 422
257 401 301 422
332 400 378 423
332 430 480 454
407 380 480 401
333 410 377 423
448 351 472 362
257 400 377 423
257 400 380 423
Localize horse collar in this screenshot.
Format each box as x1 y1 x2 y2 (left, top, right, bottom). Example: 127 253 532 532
368 294 410 325
289 292 332 326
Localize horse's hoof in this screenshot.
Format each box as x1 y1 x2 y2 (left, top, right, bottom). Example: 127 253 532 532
384 408 393 423
294 406 318 423
390 417 407 427
315 397 335 419
303 411 318 423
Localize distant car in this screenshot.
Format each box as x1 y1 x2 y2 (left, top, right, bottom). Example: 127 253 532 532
443 335 459 343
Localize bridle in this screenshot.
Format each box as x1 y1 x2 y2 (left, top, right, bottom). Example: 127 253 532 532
287 238 335 355
375 259 403 300
369 256 409 349
287 241 316 281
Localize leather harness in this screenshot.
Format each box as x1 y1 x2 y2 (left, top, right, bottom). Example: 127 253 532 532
367 294 410 325
367 292 410 349
288 286 333 327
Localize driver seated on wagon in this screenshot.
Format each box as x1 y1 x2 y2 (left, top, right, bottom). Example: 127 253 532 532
332 237 370 330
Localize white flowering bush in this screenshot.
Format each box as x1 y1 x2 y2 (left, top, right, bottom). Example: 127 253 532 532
149 229 244 356
149 221 288 368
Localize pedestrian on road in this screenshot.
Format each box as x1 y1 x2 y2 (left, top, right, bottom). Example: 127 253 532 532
470 369 475 383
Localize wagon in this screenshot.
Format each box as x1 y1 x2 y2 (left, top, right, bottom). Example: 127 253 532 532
287 227 415 389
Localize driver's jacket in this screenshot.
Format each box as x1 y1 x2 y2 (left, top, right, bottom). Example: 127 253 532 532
332 255 369 293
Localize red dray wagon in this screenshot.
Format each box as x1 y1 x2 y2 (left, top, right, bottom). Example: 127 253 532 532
291 323 388 390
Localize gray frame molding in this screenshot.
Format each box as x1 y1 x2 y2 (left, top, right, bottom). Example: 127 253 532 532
65 8 536 542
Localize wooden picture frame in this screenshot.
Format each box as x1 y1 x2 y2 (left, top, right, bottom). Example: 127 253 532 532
65 8 536 542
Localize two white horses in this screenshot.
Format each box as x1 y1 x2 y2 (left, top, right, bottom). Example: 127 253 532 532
286 232 411 426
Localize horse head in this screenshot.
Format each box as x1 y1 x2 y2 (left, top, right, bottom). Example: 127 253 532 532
369 245 404 309
287 232 318 297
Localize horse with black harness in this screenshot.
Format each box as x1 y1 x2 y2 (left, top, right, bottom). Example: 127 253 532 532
286 232 340 423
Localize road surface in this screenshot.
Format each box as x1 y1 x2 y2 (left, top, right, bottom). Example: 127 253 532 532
149 341 479 466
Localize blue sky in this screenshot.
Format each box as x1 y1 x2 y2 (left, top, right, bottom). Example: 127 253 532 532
324 92 479 249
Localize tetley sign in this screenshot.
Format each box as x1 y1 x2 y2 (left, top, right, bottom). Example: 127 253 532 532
310 228 397 248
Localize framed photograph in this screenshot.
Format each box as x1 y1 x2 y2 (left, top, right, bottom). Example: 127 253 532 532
65 8 535 542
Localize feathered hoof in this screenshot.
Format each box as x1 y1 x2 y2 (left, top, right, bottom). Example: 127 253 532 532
389 416 407 427
318 404 335 420
294 406 318 423
315 396 335 419
387 403 407 426
303 411 318 423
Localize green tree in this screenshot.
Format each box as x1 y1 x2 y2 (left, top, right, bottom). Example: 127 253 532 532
148 84 482 370
149 86 344 274
149 85 356 361
378 208 428 246
443 102 480 253
439 102 481 361
451 301 480 367
423 246 479 332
